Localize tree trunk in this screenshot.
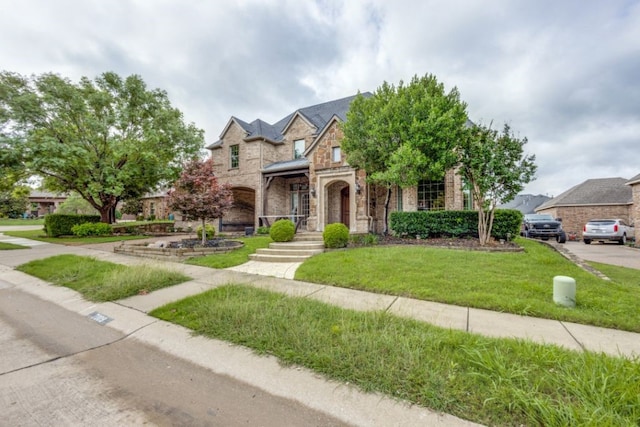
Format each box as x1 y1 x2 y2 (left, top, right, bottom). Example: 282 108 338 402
98 206 112 223
382 186 392 236
96 197 118 224
477 207 496 246
201 218 207 246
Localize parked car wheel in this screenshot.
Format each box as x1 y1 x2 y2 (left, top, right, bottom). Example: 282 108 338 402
619 234 627 245
584 239 591 245
556 231 567 244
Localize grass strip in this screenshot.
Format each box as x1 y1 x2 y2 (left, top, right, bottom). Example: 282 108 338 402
588 261 640 287
3 229 149 245
0 218 44 226
151 285 640 426
186 235 272 268
17 254 190 301
295 238 640 332
0 242 29 250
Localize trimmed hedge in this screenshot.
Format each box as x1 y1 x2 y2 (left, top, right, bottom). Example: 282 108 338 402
71 222 112 237
323 223 350 248
44 214 101 237
389 209 522 241
270 219 295 242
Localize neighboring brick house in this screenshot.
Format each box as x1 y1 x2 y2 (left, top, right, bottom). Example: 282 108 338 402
535 177 633 239
28 191 67 217
207 94 470 234
627 173 640 243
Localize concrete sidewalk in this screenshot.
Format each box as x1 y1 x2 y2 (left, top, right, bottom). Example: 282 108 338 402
2 231 640 426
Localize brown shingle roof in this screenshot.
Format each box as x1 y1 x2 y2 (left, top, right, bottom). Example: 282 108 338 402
536 177 632 210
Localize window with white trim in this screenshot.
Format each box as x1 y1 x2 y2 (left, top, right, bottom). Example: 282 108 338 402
332 146 341 162
294 139 305 159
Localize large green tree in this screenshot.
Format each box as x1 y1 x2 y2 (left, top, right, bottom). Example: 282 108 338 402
341 74 468 234
0 71 204 223
456 123 537 245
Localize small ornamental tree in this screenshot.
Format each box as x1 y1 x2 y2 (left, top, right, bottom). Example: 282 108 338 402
456 123 537 246
167 158 233 245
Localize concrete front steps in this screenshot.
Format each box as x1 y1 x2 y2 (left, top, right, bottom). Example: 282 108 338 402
249 233 325 262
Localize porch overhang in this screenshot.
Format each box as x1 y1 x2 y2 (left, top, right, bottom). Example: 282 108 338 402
262 158 310 179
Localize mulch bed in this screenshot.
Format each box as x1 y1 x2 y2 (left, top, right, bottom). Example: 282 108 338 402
375 236 522 251
167 238 239 249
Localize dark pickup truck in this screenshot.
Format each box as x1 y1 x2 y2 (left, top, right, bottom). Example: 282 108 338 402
521 214 567 243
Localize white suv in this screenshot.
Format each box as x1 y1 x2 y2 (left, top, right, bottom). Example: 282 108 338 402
582 219 634 245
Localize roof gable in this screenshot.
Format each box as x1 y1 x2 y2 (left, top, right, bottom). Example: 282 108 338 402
304 115 341 157
208 93 373 150
536 177 632 210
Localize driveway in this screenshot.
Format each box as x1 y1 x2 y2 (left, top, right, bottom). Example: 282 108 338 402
562 240 640 270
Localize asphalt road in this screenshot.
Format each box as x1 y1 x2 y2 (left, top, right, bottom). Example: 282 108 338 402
0 286 348 426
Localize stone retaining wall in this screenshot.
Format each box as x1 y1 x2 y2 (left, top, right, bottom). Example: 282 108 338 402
114 240 243 261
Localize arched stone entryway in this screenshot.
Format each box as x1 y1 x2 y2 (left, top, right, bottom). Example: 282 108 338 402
325 180 350 226
312 169 368 233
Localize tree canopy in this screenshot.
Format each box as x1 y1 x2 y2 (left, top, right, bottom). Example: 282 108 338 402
457 123 537 245
0 71 204 223
341 73 469 233
167 158 233 245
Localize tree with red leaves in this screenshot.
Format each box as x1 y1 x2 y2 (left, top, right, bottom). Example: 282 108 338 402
168 158 234 245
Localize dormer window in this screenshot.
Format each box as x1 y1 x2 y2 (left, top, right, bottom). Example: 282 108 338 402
294 139 305 159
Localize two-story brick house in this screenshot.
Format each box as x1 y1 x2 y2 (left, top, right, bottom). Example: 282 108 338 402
207 94 469 234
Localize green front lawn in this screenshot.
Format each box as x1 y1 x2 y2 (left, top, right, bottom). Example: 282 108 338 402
295 238 640 332
152 285 640 427
17 254 190 301
186 236 272 268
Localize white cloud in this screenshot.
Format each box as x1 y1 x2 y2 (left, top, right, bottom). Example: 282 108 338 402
1 0 638 196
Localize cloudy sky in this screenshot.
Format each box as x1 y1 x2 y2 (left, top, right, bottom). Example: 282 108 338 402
1 0 638 197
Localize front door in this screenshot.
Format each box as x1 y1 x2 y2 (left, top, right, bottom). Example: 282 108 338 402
340 187 350 226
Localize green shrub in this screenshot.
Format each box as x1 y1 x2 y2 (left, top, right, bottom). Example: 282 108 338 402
492 209 523 240
256 226 270 235
196 224 215 240
323 223 349 248
270 219 295 242
71 222 112 237
44 214 101 237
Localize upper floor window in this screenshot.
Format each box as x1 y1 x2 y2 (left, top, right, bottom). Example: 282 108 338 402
294 139 305 159
417 180 445 211
230 144 239 169
332 146 341 162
